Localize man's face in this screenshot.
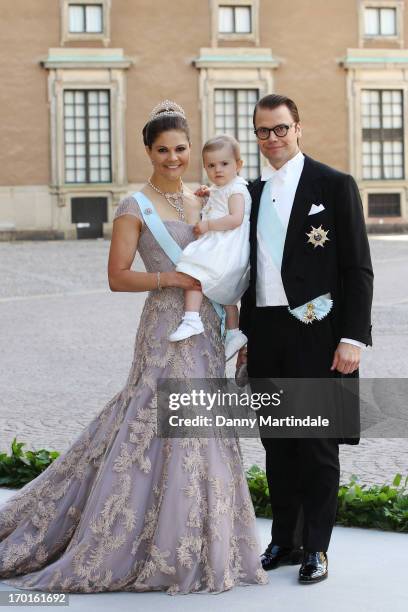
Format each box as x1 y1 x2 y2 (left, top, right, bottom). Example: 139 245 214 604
254 104 302 169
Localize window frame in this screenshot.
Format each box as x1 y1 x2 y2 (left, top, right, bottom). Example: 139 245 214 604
64 89 112 185
342 49 408 222
361 88 405 180
364 6 397 37
194 47 277 182
367 191 402 217
68 3 104 34
359 1 404 46
218 5 252 34
211 0 259 45
60 0 111 46
213 88 261 181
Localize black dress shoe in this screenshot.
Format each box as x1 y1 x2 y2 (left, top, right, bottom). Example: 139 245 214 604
261 543 304 571
298 551 328 583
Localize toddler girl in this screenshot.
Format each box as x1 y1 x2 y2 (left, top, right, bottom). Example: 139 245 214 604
169 134 251 361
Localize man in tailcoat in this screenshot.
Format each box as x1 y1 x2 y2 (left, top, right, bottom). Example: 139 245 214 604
237 94 373 583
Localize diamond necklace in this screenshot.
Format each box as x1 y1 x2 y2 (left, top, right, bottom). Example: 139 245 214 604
148 178 185 221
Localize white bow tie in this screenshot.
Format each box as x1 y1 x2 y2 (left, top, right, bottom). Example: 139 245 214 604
261 164 289 182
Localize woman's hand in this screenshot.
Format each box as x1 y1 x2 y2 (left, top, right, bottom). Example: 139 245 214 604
194 185 211 198
193 220 209 236
161 271 201 290
235 346 248 370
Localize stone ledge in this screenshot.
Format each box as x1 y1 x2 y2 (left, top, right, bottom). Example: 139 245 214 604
0 230 65 242
367 223 408 234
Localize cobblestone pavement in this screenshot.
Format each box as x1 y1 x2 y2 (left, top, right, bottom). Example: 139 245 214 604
0 237 407 486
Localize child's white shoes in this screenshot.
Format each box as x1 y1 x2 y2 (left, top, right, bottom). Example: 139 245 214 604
169 319 248 358
225 329 247 361
169 314 204 342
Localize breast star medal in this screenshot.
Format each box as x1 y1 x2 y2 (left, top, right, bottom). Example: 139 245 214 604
306 225 330 248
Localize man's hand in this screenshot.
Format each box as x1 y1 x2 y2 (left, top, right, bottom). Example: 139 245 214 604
193 220 209 236
331 342 361 374
236 346 248 372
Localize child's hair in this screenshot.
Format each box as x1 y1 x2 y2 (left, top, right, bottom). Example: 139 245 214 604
202 134 241 161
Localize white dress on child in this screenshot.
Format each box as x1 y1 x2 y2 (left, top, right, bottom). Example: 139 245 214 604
176 176 251 305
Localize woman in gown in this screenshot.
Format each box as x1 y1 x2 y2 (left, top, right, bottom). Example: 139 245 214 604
0 101 268 595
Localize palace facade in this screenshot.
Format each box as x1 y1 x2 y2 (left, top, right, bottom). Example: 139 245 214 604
1 0 407 238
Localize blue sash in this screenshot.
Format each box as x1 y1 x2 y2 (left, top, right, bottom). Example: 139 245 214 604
133 192 183 263
257 180 332 324
132 192 226 335
257 179 286 271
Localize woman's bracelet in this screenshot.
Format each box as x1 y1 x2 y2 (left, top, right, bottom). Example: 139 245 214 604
157 271 162 290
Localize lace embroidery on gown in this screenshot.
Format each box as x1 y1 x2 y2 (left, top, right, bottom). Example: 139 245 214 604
0 195 268 595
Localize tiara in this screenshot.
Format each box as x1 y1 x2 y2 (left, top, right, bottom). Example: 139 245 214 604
148 100 186 122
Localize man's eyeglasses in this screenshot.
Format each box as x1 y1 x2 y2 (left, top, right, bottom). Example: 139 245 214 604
254 123 296 140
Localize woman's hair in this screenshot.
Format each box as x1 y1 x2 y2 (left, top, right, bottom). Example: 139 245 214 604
142 100 191 148
202 134 241 161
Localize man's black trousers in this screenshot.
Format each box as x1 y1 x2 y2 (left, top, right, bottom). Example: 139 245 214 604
247 305 340 552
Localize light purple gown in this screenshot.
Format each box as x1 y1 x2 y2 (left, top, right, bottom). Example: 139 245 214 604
0 196 268 595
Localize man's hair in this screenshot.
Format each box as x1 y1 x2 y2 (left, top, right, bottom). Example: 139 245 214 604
253 94 300 127
202 134 241 161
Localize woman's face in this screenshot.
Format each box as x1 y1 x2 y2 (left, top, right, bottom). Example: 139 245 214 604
146 130 191 181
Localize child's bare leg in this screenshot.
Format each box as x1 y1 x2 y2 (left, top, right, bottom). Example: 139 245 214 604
224 304 239 330
185 289 203 313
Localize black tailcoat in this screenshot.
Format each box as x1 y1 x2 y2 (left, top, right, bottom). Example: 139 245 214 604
239 155 374 446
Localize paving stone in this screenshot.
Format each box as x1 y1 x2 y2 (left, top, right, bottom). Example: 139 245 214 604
0 238 407 486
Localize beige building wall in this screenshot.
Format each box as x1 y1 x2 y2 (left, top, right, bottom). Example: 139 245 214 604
110 0 211 184
259 0 359 172
0 0 407 237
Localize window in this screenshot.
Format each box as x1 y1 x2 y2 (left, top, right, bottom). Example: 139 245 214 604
61 0 110 45
214 89 260 180
359 2 403 46
68 4 103 33
218 5 251 33
364 6 397 36
368 193 401 216
211 0 259 44
361 90 404 179
64 90 111 184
